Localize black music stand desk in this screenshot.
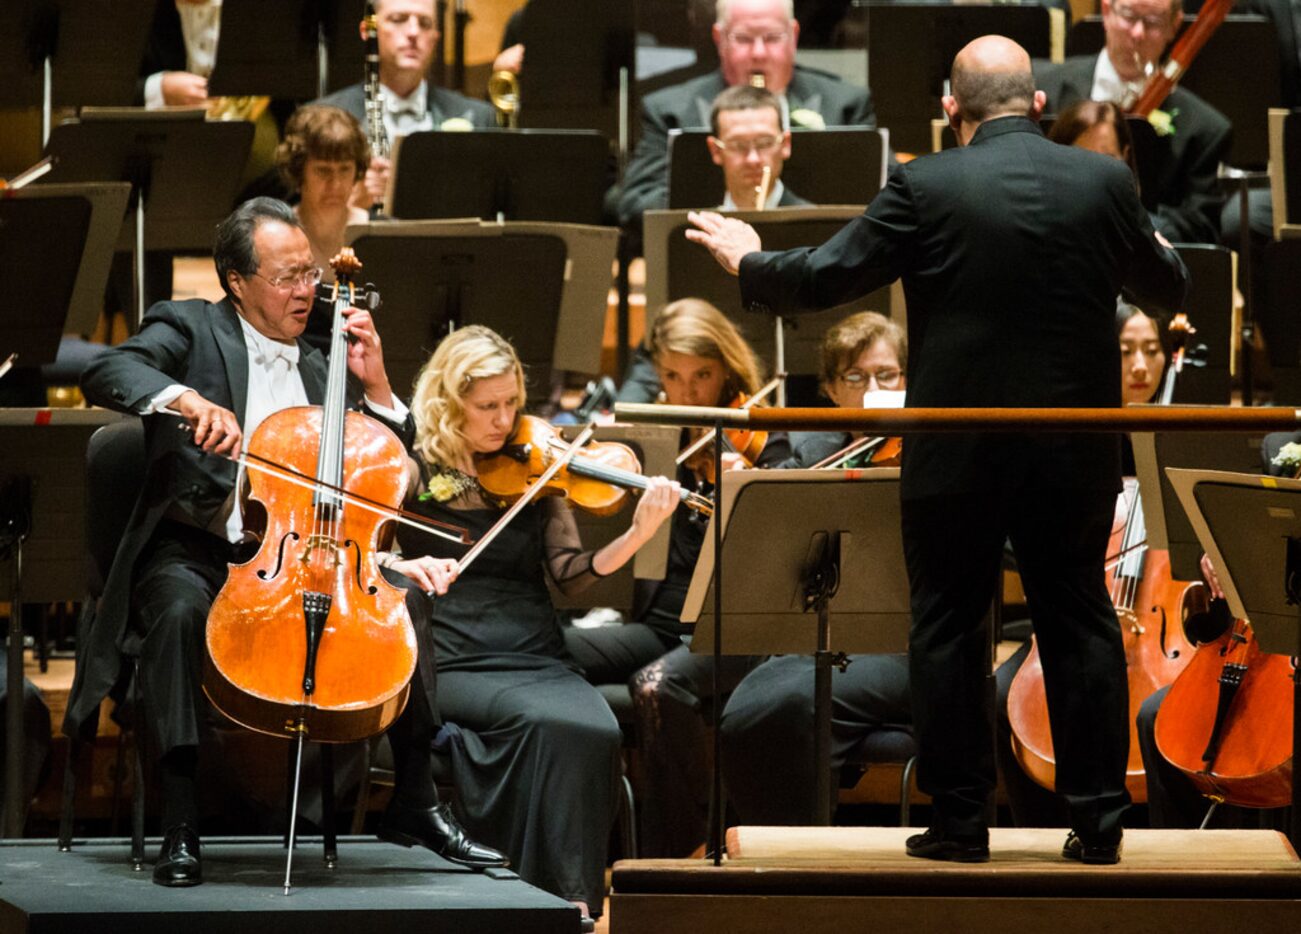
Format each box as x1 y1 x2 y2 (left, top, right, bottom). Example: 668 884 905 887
682 467 912 829
667 128 888 210
344 219 617 397
387 130 610 225
206 0 324 101
1167 467 1301 847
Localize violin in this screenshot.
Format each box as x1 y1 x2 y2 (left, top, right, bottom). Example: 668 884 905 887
811 434 902 469
204 248 420 744
676 374 784 484
1007 312 1200 801
476 414 713 517
1155 604 1294 810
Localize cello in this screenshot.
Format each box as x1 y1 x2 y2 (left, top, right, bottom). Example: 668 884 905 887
1007 312 1201 801
203 249 460 889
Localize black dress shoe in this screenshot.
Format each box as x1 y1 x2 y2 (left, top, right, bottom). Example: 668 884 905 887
377 801 510 869
905 827 990 863
1062 830 1122 865
153 823 203 887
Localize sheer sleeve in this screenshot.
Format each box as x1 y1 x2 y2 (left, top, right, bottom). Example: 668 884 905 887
540 497 604 597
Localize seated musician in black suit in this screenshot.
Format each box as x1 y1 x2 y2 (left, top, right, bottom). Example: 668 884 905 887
317 0 494 211
68 198 505 887
616 0 875 233
1032 0 1231 244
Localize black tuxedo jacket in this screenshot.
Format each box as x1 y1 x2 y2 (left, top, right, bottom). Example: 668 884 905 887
317 82 496 130
738 116 1188 500
65 298 412 738
1241 0 1301 108
1033 56 1232 244
617 66 875 228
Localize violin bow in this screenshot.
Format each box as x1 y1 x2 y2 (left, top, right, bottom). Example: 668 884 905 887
456 423 597 574
675 372 786 467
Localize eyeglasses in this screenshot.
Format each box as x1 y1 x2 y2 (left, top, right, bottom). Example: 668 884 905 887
838 367 903 389
714 135 782 155
725 30 790 48
1109 4 1171 30
254 266 323 290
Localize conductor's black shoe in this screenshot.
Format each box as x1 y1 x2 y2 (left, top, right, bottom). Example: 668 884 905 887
905 827 990 863
153 823 203 887
1062 830 1123 865
377 801 510 869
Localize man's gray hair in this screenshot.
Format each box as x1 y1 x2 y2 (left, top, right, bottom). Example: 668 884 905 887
951 64 1035 123
716 0 794 27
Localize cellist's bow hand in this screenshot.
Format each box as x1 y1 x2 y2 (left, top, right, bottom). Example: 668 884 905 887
340 305 397 408
173 390 243 458
685 210 762 276
390 554 460 596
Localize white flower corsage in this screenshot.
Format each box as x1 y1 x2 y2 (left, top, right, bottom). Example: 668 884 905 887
1271 441 1301 477
1147 107 1178 138
440 116 475 132
790 108 825 130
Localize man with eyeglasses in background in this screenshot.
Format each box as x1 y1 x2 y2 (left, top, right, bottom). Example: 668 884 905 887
708 85 812 210
1033 0 1230 244
69 197 506 888
616 0 874 235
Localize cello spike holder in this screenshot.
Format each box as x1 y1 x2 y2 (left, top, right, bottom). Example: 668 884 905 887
282 713 309 895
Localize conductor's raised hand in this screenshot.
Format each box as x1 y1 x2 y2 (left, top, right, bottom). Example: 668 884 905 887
685 211 763 276
175 389 243 458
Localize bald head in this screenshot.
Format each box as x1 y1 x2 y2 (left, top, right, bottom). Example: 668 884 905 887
950 36 1037 124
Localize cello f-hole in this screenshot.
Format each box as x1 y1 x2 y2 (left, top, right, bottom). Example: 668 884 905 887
257 531 301 581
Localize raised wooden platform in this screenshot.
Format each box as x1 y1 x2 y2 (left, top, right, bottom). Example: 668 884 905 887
0 837 582 934
610 827 1301 933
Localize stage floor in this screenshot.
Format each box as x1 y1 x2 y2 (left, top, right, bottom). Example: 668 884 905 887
611 827 1301 933
0 836 582 934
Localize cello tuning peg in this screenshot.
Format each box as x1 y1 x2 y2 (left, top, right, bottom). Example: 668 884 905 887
364 285 382 312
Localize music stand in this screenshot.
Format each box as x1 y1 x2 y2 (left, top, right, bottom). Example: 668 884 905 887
666 127 888 209
1130 418 1270 580
45 0 154 108
344 219 617 396
0 409 127 837
206 0 324 100
644 207 900 403
1166 467 1301 846
1171 244 1233 405
387 130 610 225
1269 108 1301 237
682 467 911 832
517 0 635 147
549 423 680 611
865 2 1061 154
39 111 254 324
4 183 131 342
1067 15 1282 168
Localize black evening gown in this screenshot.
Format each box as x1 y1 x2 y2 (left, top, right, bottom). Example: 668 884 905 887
396 466 622 913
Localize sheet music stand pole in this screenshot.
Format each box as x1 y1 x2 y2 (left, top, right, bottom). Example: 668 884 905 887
804 531 841 824
1284 542 1301 846
710 419 724 866
4 513 25 838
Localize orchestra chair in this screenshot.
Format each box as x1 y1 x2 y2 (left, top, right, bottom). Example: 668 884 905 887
58 419 149 865
58 420 342 867
840 726 918 827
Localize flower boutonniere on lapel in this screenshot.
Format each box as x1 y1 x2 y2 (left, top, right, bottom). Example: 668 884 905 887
440 116 475 132
1147 107 1179 138
1271 441 1301 479
790 108 825 130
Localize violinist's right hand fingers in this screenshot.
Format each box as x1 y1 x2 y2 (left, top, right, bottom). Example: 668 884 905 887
1199 552 1226 600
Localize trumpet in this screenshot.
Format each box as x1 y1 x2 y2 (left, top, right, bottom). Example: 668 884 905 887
488 69 520 128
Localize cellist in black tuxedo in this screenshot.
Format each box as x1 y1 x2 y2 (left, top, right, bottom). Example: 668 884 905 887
68 198 504 887
687 36 1188 863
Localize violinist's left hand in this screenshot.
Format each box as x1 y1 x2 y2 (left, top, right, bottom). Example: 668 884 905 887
341 305 396 408
629 475 681 541
391 555 460 596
